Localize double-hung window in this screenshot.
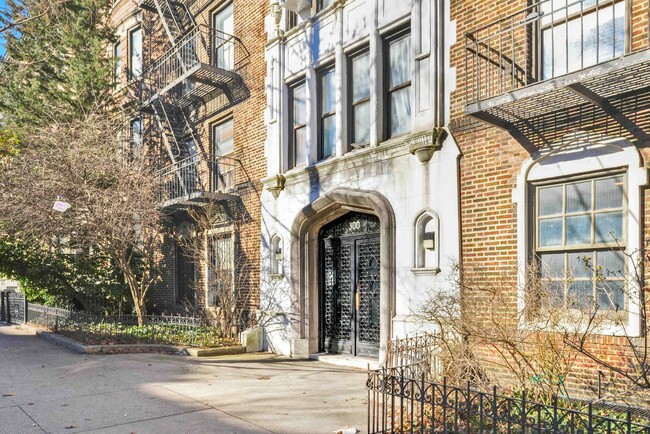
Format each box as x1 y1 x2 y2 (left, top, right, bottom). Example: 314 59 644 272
212 118 234 190
130 117 142 149
113 42 122 87
385 29 411 139
349 50 371 147
540 0 626 80
536 174 627 311
214 3 234 70
207 232 234 308
128 26 142 80
289 81 307 168
318 67 336 160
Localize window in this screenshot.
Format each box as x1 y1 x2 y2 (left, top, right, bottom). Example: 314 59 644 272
287 10 299 30
318 67 336 159
213 3 234 70
128 27 142 80
113 41 122 86
270 234 283 276
289 81 307 168
317 0 334 11
130 117 142 149
536 174 626 311
349 49 371 147
541 0 626 80
207 232 234 308
385 29 411 138
213 118 234 156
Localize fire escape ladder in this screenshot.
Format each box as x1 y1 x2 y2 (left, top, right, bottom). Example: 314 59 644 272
148 0 196 46
151 101 191 197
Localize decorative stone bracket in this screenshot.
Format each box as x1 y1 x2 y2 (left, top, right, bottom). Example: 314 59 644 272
407 127 447 163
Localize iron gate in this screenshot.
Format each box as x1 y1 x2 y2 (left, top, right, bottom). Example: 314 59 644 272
0 291 27 324
320 212 381 357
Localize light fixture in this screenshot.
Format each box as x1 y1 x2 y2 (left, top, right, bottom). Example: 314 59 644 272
267 174 286 199
423 232 435 251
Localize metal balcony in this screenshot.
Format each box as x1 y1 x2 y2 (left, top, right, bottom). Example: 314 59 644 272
157 154 239 209
464 0 650 150
142 25 249 111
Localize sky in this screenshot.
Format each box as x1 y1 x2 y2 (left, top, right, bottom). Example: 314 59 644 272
0 0 5 57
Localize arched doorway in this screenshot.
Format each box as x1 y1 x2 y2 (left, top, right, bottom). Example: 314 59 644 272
319 212 381 357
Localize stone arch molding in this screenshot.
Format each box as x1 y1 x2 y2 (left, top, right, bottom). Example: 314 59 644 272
513 133 648 336
289 188 396 364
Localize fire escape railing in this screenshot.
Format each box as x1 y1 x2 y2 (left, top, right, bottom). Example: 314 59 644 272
142 25 248 105
157 154 238 205
465 0 638 105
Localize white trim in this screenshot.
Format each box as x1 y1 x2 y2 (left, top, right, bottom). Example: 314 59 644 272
514 133 647 336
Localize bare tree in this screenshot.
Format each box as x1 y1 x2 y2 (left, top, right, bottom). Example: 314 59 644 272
0 111 165 325
420 262 596 402
175 204 256 338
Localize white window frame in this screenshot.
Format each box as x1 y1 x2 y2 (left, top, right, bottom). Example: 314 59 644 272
514 134 647 336
128 26 142 80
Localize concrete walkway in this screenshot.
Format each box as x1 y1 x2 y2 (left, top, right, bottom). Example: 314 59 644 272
0 325 368 434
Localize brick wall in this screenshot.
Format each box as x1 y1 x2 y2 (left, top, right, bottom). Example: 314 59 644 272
450 0 650 402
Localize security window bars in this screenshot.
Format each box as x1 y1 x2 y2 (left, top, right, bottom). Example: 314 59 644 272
541 0 626 80
130 117 142 149
385 29 411 139
349 50 371 147
213 3 234 70
319 67 336 160
128 26 142 80
207 232 234 308
290 81 307 168
536 174 627 311
213 118 234 156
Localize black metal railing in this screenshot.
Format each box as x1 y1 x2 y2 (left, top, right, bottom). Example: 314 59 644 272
0 291 27 324
386 333 443 381
465 0 641 104
157 154 237 204
367 370 650 433
25 304 235 347
143 25 248 102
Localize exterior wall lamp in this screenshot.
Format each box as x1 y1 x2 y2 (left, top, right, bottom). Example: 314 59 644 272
267 174 286 199
422 232 435 251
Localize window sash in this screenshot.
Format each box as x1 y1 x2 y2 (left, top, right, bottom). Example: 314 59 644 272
540 0 626 79
213 3 234 70
535 174 626 251
207 233 234 307
385 30 411 139
213 118 234 156
319 67 336 159
128 27 142 80
349 50 370 147
290 81 307 168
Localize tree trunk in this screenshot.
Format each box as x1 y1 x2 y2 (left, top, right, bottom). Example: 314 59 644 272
133 297 146 326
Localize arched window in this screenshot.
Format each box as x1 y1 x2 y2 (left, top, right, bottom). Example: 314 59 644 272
414 210 440 272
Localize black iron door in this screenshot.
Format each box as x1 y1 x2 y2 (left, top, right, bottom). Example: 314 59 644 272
320 213 380 357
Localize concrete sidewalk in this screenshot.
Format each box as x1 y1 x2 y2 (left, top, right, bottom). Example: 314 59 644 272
0 325 368 434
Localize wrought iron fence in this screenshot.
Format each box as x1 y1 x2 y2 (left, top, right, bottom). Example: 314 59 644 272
143 25 248 101
4 302 233 348
465 0 638 104
0 291 27 324
386 333 444 381
157 154 238 204
367 370 650 433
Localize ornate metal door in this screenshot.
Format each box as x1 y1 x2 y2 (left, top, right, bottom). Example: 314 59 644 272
320 212 380 357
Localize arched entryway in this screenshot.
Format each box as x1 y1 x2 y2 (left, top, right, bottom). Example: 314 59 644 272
320 212 381 357
289 188 395 364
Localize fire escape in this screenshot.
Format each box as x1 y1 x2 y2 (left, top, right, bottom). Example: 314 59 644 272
139 0 249 209
463 0 650 152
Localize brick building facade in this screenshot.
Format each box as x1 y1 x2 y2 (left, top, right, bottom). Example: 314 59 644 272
109 0 267 328
450 0 650 399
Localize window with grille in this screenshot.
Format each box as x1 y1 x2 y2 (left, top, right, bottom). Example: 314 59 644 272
207 232 234 308
535 174 627 311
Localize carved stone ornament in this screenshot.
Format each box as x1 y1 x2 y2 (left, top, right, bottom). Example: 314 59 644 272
407 127 448 163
